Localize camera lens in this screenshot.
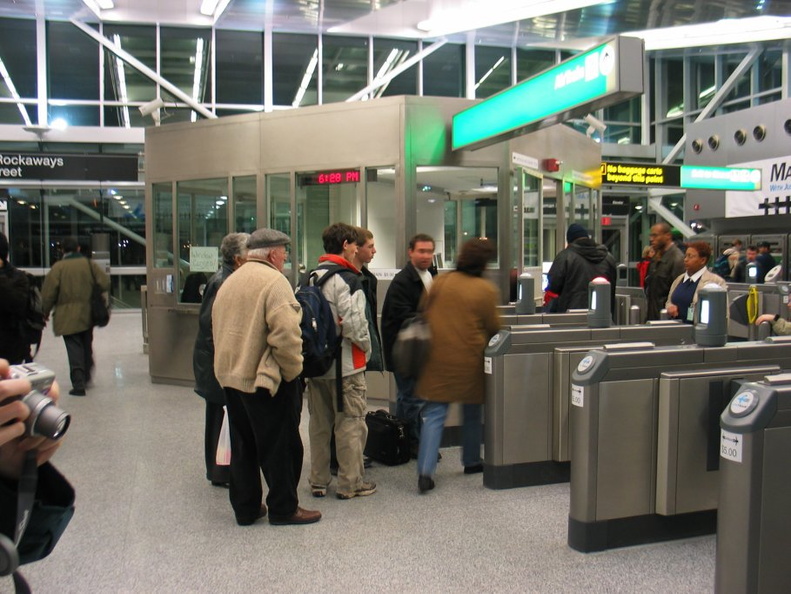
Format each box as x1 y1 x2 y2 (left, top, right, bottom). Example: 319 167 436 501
22 391 70 440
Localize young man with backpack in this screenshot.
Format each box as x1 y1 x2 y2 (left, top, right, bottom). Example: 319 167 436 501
305 222 374 500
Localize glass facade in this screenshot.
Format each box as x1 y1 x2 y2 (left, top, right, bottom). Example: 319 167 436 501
0 14 788 307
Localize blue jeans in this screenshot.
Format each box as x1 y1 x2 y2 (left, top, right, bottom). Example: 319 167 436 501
417 402 483 478
394 372 423 451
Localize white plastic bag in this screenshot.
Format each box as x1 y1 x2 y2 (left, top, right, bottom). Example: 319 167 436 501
215 406 231 466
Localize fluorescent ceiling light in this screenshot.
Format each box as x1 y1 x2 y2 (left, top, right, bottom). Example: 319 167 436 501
191 38 205 122
293 49 319 107
113 34 131 129
82 0 114 16
626 16 791 50
200 0 232 19
0 55 32 126
417 0 609 38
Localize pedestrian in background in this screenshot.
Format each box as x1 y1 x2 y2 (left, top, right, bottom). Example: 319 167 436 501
192 232 249 488
415 238 501 494
41 237 110 396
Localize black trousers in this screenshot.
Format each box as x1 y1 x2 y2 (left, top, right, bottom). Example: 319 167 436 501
63 329 94 391
204 401 230 484
224 379 303 521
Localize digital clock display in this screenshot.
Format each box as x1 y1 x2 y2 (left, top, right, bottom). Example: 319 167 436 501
299 169 361 186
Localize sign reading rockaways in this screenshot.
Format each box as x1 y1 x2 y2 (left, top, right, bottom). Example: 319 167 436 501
601 162 680 187
0 153 139 181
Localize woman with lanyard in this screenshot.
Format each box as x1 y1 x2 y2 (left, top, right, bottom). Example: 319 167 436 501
665 241 728 323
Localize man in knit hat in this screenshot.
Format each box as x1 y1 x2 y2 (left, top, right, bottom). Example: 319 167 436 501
545 224 617 314
212 228 321 526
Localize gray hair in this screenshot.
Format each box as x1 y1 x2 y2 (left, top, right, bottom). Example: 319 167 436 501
246 246 276 260
220 232 250 266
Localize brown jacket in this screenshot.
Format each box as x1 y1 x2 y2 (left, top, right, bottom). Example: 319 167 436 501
41 253 110 337
416 271 501 405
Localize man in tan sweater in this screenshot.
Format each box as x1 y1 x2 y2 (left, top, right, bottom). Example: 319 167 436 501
212 228 320 526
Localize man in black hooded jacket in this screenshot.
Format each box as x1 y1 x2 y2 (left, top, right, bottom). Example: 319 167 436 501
546 224 617 314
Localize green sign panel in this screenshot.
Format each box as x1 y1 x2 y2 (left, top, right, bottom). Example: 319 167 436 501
680 165 762 191
452 36 644 151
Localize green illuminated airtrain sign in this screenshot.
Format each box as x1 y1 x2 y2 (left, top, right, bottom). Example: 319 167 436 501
452 36 644 151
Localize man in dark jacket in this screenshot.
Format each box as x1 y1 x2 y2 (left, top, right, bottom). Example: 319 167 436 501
381 233 436 456
0 232 31 364
644 222 685 320
192 232 249 487
546 224 617 314
353 227 383 372
755 241 777 283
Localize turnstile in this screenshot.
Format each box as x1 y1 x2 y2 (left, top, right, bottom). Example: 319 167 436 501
716 374 791 593
483 322 694 489
568 339 791 552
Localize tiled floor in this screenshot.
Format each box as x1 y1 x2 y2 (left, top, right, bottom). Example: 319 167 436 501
19 311 715 593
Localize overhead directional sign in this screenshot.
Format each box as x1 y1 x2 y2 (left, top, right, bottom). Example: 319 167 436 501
600 161 762 191
452 36 644 151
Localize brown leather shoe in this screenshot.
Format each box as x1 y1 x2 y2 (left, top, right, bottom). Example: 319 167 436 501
269 506 322 526
236 504 267 526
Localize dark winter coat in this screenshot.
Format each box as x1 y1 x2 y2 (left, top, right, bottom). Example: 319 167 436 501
193 263 233 404
0 262 30 363
381 262 436 371
546 238 617 314
360 266 383 372
645 243 685 320
0 463 74 565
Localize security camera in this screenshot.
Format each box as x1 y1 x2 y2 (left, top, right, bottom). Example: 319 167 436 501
138 97 165 117
583 114 607 134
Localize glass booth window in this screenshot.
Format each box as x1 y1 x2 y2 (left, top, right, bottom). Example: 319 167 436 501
475 46 511 98
233 175 257 233
273 33 318 108
0 18 36 125
296 169 360 273
267 173 292 273
373 39 418 97
416 166 498 267
365 167 397 269
153 182 173 269
176 178 228 303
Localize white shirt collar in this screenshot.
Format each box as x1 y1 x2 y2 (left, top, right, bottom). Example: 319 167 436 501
684 268 706 283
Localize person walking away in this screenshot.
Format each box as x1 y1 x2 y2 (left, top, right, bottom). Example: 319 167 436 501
0 232 32 364
306 222 374 500
212 228 320 526
192 232 249 488
415 238 501 493
644 223 685 320
381 234 437 458
546 224 617 314
41 237 110 396
665 241 728 323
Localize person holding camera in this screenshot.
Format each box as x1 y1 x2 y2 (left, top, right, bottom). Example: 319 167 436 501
0 358 74 573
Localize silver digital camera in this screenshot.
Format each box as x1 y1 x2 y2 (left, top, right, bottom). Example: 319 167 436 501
7 363 70 440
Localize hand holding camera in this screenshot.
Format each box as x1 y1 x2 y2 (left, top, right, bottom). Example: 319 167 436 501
0 359 68 481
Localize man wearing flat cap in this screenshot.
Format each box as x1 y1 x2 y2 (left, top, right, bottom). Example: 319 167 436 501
546 223 617 314
212 228 321 526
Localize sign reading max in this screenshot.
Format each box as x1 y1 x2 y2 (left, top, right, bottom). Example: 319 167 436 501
0 152 139 181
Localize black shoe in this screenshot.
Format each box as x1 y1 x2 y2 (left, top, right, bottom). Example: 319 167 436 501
363 455 373 468
211 481 230 488
464 464 483 475
69 388 86 396
236 504 267 526
418 475 435 494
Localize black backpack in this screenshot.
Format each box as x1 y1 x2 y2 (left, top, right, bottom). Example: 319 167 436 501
295 268 342 378
20 272 45 358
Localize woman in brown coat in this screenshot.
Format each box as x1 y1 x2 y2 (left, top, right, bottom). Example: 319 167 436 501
415 238 501 493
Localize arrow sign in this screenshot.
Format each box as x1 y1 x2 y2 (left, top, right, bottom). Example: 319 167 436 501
720 430 743 463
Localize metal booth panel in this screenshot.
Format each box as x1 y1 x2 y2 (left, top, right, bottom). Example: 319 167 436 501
655 365 780 516
501 352 552 463
595 378 658 520
147 306 200 385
